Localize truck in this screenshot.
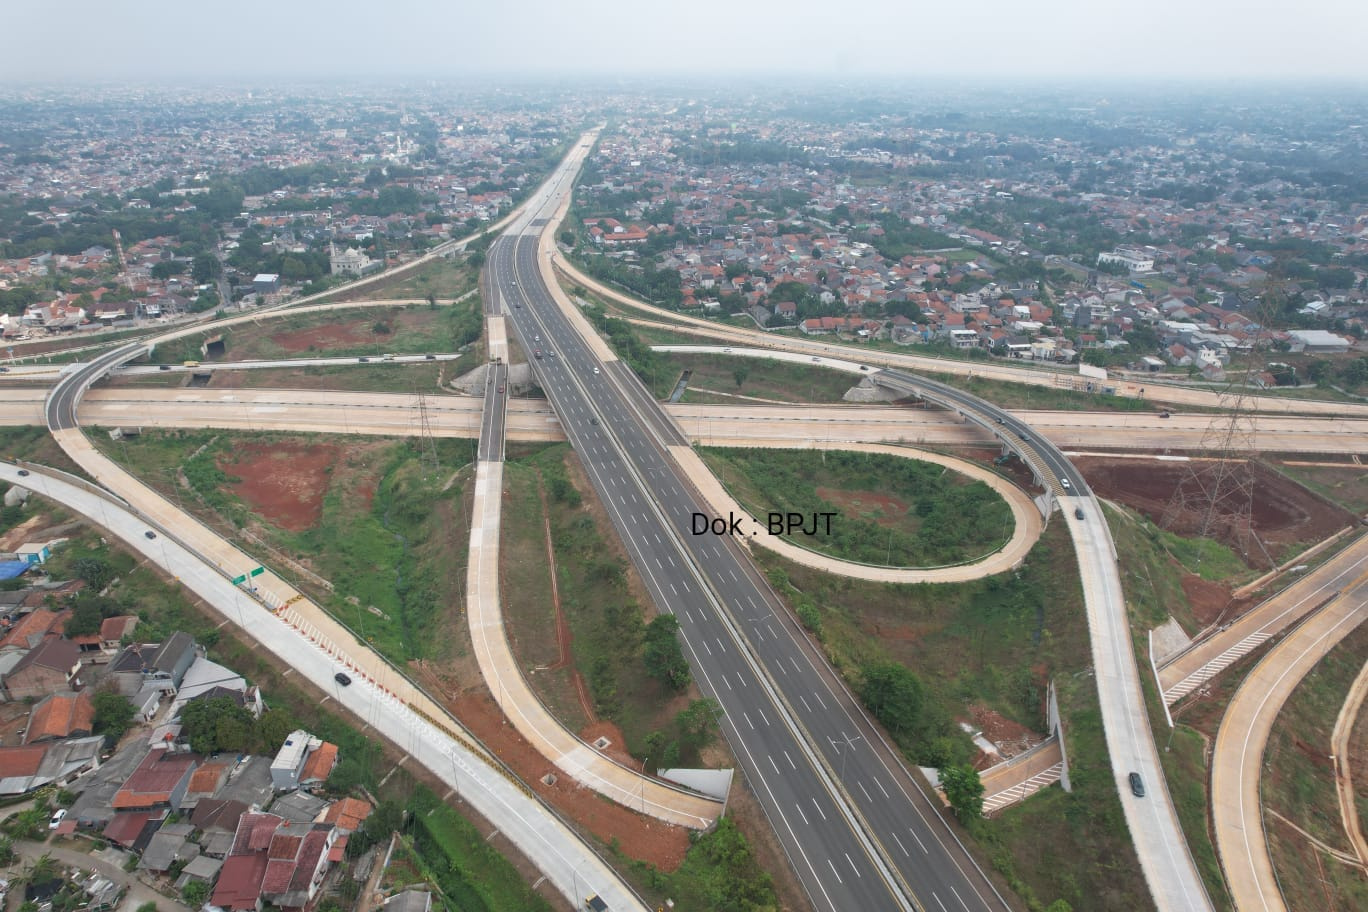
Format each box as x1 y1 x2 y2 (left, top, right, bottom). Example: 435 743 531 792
183 360 200 368
583 896 607 912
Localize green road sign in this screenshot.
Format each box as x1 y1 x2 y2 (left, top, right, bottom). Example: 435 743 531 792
230 574 247 585
249 566 265 577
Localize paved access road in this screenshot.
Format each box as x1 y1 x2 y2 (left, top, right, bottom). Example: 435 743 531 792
1211 584 1367 912
11 383 1368 455
1159 531 1368 705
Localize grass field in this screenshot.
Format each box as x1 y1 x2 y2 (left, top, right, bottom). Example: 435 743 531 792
699 446 1013 567
333 255 479 303
1263 623 1368 912
665 352 861 404
1274 461 1368 516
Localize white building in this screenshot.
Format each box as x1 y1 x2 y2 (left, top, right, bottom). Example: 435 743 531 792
329 244 377 277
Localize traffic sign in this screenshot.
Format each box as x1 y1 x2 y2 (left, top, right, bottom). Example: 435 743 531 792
249 566 265 577
230 573 247 585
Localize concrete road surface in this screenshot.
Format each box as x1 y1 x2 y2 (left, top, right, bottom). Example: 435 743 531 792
1211 589 1367 912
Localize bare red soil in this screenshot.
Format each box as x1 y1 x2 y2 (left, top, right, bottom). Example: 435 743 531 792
447 693 690 871
816 487 910 527
1076 457 1350 558
220 441 340 531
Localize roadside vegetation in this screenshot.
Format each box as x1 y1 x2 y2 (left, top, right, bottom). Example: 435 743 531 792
500 445 717 768
700 446 1012 567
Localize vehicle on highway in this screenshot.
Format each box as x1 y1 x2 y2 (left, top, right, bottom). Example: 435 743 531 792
1159 411 1171 418
497 385 505 393
424 354 436 360
1061 478 1071 490
144 530 156 539
515 302 521 308
593 367 600 374
358 357 370 362
583 895 607 912
382 353 395 361
590 417 599 425
534 350 543 359
183 360 200 368
159 364 172 371
811 356 820 362
1129 772 1145 797
334 672 352 686
49 808 66 830
859 364 869 371
1075 507 1085 520
16 469 28 477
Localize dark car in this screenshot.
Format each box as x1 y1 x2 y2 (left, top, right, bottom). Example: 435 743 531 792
158 364 172 371
1129 772 1145 797
859 364 869 371
590 417 599 425
144 530 157 539
1159 411 1171 418
16 469 28 477
334 672 352 686
424 354 436 360
1075 507 1085 520
359 356 370 362
534 350 543 359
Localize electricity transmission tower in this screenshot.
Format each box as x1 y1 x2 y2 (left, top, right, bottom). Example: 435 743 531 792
415 387 439 473
1161 291 1278 567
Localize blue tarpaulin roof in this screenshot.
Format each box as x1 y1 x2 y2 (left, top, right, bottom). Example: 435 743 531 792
0 561 29 581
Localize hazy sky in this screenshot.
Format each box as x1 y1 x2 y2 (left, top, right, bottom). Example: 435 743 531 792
6 0 1367 83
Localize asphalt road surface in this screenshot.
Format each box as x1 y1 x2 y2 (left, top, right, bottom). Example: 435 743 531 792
492 213 1009 909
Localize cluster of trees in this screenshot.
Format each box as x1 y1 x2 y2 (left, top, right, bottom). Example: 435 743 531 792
178 695 300 756
578 252 682 308
856 660 972 768
643 615 691 691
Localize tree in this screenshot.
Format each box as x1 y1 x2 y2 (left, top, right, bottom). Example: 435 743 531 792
857 661 926 737
136 903 159 912
71 556 113 591
191 254 220 284
151 260 183 280
93 691 136 743
181 881 208 906
732 366 749 388
178 696 252 754
642 615 691 692
940 764 984 820
676 698 722 750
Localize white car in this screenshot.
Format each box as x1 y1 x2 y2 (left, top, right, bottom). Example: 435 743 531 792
49 808 67 830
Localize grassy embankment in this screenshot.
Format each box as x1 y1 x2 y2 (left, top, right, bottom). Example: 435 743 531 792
699 446 1012 568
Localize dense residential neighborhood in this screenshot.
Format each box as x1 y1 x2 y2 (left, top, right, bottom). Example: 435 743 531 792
0 535 424 912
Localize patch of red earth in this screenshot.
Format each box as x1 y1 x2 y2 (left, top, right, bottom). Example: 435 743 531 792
269 319 381 354
1180 574 1250 628
969 705 1045 760
447 693 690 871
1075 457 1352 556
220 441 340 532
816 486 910 527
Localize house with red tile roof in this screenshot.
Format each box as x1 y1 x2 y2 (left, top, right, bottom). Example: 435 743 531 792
111 747 199 810
23 690 95 743
318 796 372 833
298 742 338 789
215 811 339 911
100 615 138 650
